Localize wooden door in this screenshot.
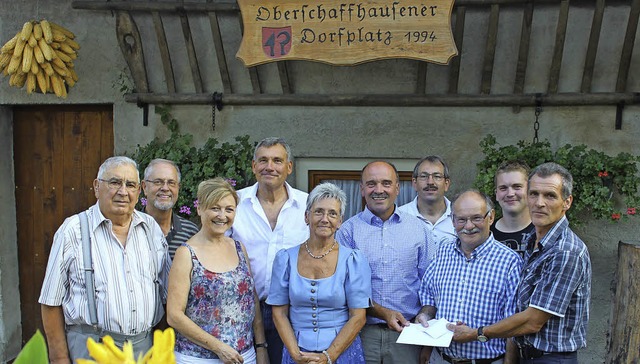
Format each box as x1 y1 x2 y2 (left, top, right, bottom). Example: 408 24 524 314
13 105 113 344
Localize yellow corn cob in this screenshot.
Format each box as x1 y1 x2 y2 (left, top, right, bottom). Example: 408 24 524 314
33 44 45 63
52 29 66 43
64 60 74 68
52 63 67 77
7 55 21 74
14 72 27 88
2 63 9 76
45 72 51 91
51 56 66 69
0 52 11 69
59 43 74 55
1 32 20 53
21 44 33 73
40 20 53 44
38 38 54 60
54 49 71 63
50 22 75 39
50 42 61 50
33 23 43 40
21 21 34 41
28 33 37 48
30 59 39 74
12 36 26 59
36 67 47 92
42 61 54 76
68 68 78 82
63 75 75 87
64 38 80 50
26 72 36 94
66 51 77 60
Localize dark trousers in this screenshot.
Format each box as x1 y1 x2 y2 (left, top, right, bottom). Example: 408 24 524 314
262 301 284 364
521 351 578 364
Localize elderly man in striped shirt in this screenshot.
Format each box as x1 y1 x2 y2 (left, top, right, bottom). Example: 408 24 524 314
417 190 523 364
39 156 170 364
336 160 435 364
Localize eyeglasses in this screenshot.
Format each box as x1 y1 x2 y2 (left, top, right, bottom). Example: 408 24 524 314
416 173 446 182
98 178 140 192
453 210 491 226
312 209 340 219
145 179 179 188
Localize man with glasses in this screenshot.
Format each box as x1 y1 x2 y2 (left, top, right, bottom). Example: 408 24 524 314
141 159 199 260
417 190 522 364
39 156 170 363
399 156 456 256
448 163 591 364
491 161 534 257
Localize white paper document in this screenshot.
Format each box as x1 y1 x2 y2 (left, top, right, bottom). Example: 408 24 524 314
396 319 454 347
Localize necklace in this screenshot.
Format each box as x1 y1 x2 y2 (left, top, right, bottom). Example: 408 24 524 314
304 240 337 259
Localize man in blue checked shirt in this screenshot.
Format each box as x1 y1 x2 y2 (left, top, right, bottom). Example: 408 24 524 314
416 190 523 364
336 160 435 364
448 163 592 364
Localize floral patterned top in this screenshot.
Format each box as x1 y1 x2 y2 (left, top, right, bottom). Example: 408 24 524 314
175 241 256 358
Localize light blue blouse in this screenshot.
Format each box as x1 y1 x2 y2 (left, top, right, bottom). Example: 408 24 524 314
267 244 373 351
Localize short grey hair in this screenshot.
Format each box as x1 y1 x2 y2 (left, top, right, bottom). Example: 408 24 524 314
529 162 573 199
452 189 494 214
306 182 347 217
412 155 450 179
144 159 182 182
253 137 292 163
97 156 139 181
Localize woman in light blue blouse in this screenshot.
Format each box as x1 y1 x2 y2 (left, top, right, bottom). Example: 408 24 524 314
268 182 372 364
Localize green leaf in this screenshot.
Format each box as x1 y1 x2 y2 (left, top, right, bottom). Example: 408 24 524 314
15 330 48 364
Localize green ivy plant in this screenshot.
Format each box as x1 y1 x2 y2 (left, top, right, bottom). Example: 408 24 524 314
474 134 640 222
130 105 256 221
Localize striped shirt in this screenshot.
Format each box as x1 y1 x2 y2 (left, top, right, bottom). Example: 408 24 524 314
515 216 591 352
39 203 170 335
419 236 523 359
336 207 434 324
166 213 199 260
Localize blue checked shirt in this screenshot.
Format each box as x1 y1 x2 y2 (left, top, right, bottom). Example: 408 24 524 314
336 206 434 324
515 216 591 352
419 235 523 359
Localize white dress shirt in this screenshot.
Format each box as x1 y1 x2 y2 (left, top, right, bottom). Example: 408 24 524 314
39 203 170 335
231 182 309 300
398 196 457 258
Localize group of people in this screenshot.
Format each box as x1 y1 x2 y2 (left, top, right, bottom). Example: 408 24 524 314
38 136 592 364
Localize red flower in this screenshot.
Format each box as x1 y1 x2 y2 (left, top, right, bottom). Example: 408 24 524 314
627 207 636 215
611 213 621 220
237 281 249 295
598 171 609 177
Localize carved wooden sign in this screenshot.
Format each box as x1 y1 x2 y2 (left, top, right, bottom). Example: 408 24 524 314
236 0 458 66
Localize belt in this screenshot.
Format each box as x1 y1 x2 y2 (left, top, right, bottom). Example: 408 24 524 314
440 351 505 364
517 345 576 360
66 324 151 345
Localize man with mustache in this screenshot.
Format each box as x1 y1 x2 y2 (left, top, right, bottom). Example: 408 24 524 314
231 137 309 364
416 190 522 364
336 161 434 364
399 156 456 256
490 161 534 258
141 159 199 260
448 163 592 364
39 156 170 363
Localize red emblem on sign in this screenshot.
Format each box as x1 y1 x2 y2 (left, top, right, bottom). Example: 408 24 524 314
262 27 292 58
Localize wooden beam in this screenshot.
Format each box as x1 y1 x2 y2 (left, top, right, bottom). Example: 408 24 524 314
236 11 262 94
151 10 176 93
513 2 533 95
481 4 500 94
449 6 466 94
548 0 570 94
581 0 605 93
616 0 640 92
416 62 428 94
179 10 203 93
277 62 292 94
208 9 233 93
125 92 640 107
116 12 149 93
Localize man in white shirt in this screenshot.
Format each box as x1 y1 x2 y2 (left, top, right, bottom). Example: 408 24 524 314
231 137 309 363
398 156 456 255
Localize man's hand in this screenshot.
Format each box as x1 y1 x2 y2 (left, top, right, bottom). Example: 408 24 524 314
384 310 410 332
415 312 431 328
446 321 477 343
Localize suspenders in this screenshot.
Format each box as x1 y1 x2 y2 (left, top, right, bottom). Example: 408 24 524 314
79 211 99 328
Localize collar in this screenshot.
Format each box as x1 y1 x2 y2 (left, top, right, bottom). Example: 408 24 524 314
360 205 401 225
536 215 569 252
454 233 495 260
243 182 302 208
91 202 146 233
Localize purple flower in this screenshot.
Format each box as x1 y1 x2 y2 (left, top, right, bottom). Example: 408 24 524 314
193 199 199 209
140 198 147 206
225 178 237 187
179 205 192 215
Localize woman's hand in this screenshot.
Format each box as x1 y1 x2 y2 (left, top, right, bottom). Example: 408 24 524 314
214 342 243 364
297 351 324 364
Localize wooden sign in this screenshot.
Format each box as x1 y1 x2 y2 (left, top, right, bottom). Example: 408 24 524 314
236 0 458 66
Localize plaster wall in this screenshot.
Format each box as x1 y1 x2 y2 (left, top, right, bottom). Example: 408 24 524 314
1 1 640 362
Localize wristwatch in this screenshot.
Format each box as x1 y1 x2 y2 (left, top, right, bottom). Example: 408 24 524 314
477 326 489 343
254 342 269 349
